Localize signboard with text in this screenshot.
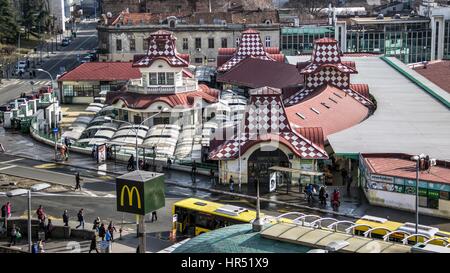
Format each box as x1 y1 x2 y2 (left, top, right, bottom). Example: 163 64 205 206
116 171 165 215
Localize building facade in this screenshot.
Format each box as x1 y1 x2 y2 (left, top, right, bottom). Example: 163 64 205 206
281 4 450 64
97 10 280 66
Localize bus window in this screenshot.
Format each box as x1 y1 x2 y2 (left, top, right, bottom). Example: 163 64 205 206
195 213 214 230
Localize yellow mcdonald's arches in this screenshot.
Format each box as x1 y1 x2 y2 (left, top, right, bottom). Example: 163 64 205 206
120 185 141 209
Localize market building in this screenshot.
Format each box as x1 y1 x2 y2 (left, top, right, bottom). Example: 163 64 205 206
209 37 374 192
360 153 450 219
97 9 280 66
57 62 141 104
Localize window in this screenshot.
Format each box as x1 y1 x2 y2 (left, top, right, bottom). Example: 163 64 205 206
208 38 214 49
149 73 157 85
129 38 136 52
195 38 201 49
265 36 271 47
182 38 188 50
167 73 174 85
143 38 149 51
169 20 176 28
158 73 166 85
116 39 122 51
221 38 227 48
194 57 203 64
63 85 74 96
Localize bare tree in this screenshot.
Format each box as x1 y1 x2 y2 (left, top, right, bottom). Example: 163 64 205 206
285 0 329 16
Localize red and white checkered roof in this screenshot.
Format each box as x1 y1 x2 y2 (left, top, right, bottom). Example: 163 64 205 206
217 29 275 72
133 30 189 68
209 87 328 160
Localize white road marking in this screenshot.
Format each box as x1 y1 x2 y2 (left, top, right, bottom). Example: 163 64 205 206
0 165 17 171
82 190 98 197
0 158 23 165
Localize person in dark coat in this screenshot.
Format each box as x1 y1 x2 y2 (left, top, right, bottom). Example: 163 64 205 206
62 210 69 226
45 219 54 240
74 172 82 191
89 235 99 253
98 223 106 241
151 211 157 222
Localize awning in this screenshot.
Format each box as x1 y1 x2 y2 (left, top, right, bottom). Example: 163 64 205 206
269 166 323 176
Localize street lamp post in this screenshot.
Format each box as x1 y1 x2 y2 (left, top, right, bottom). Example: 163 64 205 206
36 69 57 160
224 90 242 192
105 108 168 171
6 185 50 253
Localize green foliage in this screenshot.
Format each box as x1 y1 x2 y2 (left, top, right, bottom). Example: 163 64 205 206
0 0 19 43
21 0 52 38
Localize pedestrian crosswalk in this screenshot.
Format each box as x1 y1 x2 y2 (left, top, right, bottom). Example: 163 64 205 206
0 79 50 89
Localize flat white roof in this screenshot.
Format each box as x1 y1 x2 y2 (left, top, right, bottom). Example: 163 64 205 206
328 56 450 160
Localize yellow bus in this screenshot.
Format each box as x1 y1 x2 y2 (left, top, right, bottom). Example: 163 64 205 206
173 198 450 246
172 198 288 236
354 215 450 246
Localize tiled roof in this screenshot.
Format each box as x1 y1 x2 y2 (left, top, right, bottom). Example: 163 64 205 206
217 57 303 89
413 60 450 94
133 30 189 68
105 84 219 109
209 87 328 160
217 29 282 72
363 154 450 185
57 62 141 82
285 84 370 138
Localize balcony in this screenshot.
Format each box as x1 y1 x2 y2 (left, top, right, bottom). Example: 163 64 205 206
127 79 199 95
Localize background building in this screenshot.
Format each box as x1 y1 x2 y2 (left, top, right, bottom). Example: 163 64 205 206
96 9 280 66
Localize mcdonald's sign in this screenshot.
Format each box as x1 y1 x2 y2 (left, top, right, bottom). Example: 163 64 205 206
116 171 165 215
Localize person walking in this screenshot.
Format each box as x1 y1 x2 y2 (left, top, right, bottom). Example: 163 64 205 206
347 173 353 195
62 210 69 226
98 223 106 241
319 186 327 205
45 218 54 240
229 176 234 192
74 172 82 191
151 211 157 222
9 224 19 246
36 205 46 224
6 202 11 218
210 169 215 186
107 221 117 242
1 203 6 218
93 217 101 232
341 168 348 186
89 235 99 253
76 209 85 229
191 161 197 183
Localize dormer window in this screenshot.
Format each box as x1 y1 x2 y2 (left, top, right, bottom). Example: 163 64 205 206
264 19 272 25
167 16 177 28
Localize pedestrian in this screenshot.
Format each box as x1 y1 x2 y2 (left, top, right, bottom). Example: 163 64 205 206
74 172 82 191
62 210 69 226
76 208 85 229
93 217 101 231
36 205 46 224
98 223 106 240
105 229 111 242
6 202 11 218
191 161 197 183
107 221 117 242
319 186 327 205
306 184 313 203
210 169 215 186
151 211 157 222
0 143 6 152
1 203 6 218
29 71 32 79
229 175 234 192
341 168 348 185
89 235 99 253
38 239 45 253
32 70 36 78
9 224 19 246
45 218 54 240
347 173 353 195
167 158 172 170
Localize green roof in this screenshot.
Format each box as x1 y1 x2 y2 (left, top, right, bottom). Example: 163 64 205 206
173 224 311 253
281 27 335 35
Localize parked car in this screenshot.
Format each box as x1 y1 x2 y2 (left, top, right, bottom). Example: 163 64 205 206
80 55 91 63
14 61 27 75
61 38 70 47
0 104 12 112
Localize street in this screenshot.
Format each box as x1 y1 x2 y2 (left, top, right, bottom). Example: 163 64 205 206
0 21 98 106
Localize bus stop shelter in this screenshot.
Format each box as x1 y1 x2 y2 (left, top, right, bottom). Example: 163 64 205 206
269 166 324 194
